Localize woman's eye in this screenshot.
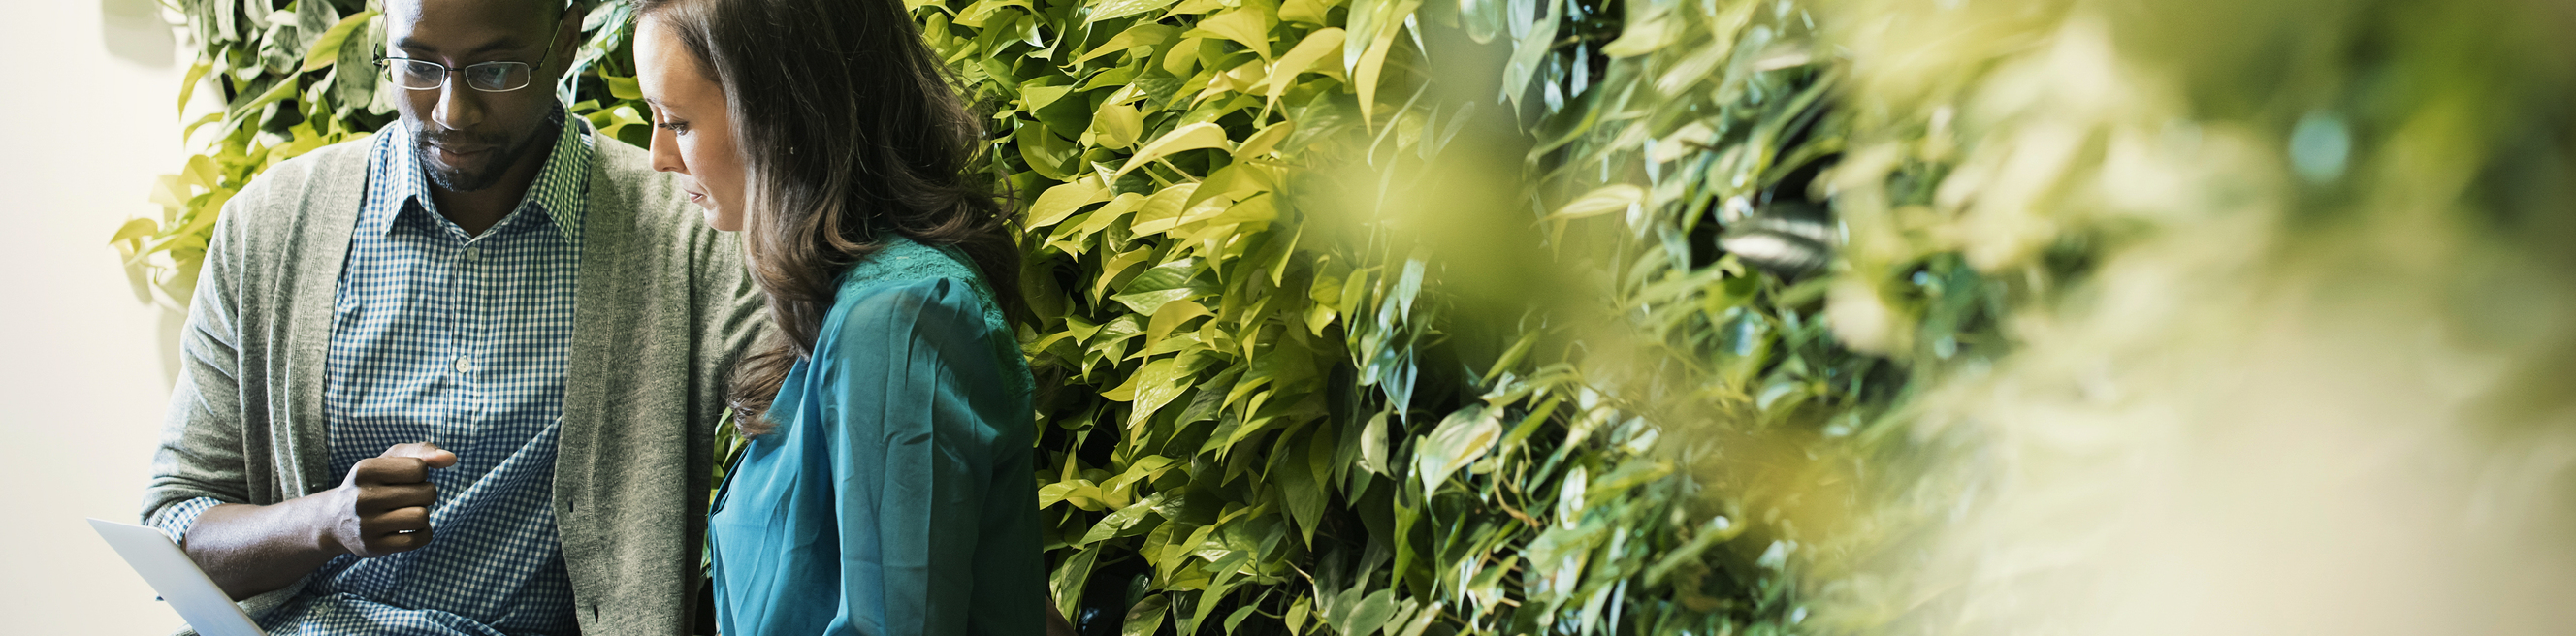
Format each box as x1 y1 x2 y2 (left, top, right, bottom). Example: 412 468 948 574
657 121 690 133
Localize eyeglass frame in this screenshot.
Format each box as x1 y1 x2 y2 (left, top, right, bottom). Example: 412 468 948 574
373 16 568 93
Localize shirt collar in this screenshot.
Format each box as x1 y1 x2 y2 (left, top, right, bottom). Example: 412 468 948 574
367 108 595 243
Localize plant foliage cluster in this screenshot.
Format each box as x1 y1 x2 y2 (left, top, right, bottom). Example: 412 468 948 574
129 0 1990 635
128 0 2576 633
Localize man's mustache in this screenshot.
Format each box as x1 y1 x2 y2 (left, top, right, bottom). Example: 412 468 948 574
415 128 513 149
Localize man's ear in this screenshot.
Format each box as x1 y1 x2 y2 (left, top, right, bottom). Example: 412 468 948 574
557 4 590 59
542 3 590 87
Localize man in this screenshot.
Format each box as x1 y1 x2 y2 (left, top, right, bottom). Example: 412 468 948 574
140 0 764 633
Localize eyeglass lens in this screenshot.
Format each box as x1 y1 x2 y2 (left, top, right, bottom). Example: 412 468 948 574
386 60 533 92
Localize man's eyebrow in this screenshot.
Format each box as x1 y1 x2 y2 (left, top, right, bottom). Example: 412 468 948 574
393 36 533 57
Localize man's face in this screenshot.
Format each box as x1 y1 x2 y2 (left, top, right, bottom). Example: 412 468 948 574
384 0 575 193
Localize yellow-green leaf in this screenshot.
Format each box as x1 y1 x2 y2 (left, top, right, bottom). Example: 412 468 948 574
1551 184 1646 220
1022 82 1075 111
1415 404 1502 492
1077 192 1149 238
1146 299 1212 341
298 10 378 73
231 76 304 121
1265 28 1345 104
1081 493 1168 546
1016 123 1081 180
1350 0 1420 125
1094 102 1144 149
1050 547 1100 620
1128 183 1204 236
1194 192 1278 227
1086 0 1186 24
1196 58 1271 104
1123 593 1172 636
1180 163 1268 214
1103 357 1175 402
178 58 214 114
1343 589 1397 636
1395 601 1442 636
108 218 160 245
1163 0 1229 17
1028 176 1111 227
1285 596 1311 636
604 74 642 100
1075 23 1182 64
1181 9 1275 60
1236 121 1293 158
1129 358 1195 423
955 0 1033 27
1115 123 1232 178
149 175 191 211
1280 0 1334 25
1599 9 1678 58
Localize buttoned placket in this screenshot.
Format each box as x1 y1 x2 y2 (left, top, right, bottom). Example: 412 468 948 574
439 209 523 438
453 236 479 380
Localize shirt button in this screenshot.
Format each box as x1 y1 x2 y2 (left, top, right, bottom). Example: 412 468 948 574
454 356 472 373
463 247 482 262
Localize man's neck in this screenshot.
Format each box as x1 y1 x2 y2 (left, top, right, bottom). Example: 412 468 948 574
430 125 558 237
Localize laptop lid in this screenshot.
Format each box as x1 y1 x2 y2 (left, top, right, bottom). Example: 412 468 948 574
87 518 266 636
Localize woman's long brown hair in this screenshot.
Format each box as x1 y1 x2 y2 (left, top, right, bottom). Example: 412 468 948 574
637 0 1022 435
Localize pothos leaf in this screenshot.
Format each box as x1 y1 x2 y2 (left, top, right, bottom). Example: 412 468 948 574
1124 593 1173 636
1116 122 1234 178
1089 0 1190 24
1266 28 1346 104
1342 589 1397 636
298 10 377 72
1030 176 1113 227
1414 404 1501 493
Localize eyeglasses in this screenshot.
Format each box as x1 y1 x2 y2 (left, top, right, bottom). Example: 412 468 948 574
376 20 564 92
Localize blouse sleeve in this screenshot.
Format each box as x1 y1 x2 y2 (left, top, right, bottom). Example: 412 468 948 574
816 277 1042 636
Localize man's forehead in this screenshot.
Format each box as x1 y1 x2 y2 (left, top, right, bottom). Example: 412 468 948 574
385 0 560 35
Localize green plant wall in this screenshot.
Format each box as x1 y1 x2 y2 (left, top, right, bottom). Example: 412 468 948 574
128 1 1940 636
129 0 2576 634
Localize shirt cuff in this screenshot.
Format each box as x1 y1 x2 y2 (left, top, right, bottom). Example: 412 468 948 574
147 496 225 546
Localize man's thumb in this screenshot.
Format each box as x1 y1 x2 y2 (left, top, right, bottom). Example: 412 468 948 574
382 442 459 469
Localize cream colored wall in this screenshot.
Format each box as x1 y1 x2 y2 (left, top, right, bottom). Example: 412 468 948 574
0 1 209 633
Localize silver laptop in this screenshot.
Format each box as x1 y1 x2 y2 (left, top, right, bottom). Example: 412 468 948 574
88 518 266 636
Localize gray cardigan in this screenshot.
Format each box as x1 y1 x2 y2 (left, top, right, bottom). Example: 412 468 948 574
142 130 768 635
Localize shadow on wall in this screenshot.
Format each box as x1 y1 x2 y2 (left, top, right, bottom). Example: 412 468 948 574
101 0 174 69
98 0 187 381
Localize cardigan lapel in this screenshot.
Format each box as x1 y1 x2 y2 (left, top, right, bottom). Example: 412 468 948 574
281 141 370 497
556 127 630 561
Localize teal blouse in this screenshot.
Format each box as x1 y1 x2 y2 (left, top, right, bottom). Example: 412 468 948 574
708 236 1044 636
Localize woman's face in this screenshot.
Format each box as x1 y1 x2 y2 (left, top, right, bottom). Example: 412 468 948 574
635 16 744 231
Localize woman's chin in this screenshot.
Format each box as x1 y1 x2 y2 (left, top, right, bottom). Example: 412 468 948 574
701 207 742 232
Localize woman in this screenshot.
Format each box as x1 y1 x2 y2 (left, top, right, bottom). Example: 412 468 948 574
629 0 1053 634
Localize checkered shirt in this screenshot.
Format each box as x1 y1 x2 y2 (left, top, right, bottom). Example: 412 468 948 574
150 111 594 636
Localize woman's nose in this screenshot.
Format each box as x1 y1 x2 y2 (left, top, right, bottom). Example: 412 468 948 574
649 123 687 175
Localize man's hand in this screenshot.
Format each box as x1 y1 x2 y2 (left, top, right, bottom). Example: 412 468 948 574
316 442 457 557
181 442 457 600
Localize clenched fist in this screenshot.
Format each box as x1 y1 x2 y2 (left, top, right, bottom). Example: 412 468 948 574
316 442 458 558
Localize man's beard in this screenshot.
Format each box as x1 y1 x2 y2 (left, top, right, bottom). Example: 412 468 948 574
415 108 566 193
